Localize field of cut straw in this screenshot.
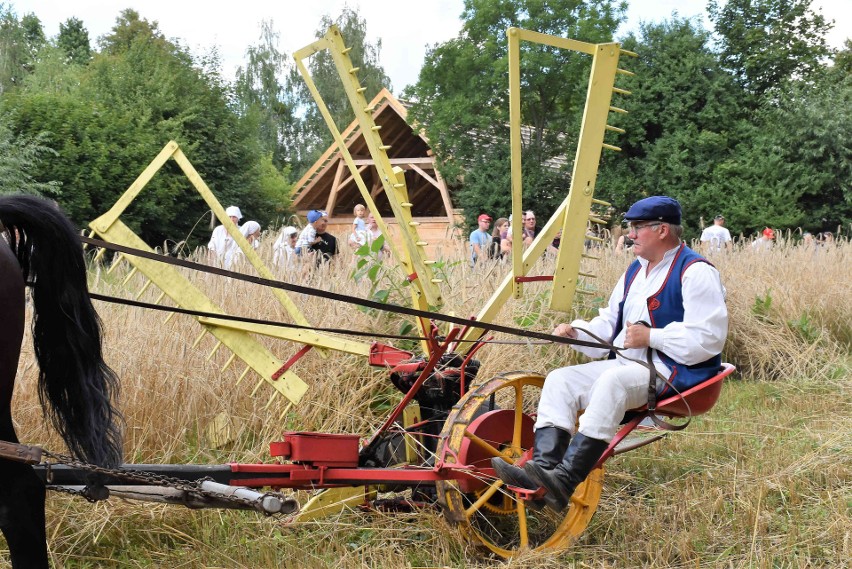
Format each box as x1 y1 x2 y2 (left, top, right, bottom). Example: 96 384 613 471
5 232 851 568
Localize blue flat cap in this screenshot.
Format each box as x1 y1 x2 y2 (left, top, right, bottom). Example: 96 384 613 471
307 210 326 223
624 196 681 225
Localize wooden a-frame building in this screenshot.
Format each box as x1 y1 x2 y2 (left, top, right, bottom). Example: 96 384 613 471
290 89 460 242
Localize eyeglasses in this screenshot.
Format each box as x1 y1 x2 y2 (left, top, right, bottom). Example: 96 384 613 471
626 222 662 234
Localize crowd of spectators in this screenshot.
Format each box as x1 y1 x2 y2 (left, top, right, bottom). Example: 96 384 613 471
205 204 843 278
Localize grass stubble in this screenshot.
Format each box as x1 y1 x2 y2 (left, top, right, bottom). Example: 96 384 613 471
4 234 850 568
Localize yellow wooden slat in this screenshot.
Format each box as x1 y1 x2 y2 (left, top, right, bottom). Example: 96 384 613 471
550 43 622 312
88 221 310 405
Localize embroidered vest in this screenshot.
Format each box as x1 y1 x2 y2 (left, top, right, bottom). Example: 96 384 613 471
612 243 722 395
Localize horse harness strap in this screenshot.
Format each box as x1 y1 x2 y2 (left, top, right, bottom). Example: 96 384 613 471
0 440 42 464
79 238 692 428
634 322 690 432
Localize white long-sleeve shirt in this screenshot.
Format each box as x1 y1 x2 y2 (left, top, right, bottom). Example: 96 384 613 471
273 233 296 269
295 224 317 252
571 244 728 371
208 224 240 257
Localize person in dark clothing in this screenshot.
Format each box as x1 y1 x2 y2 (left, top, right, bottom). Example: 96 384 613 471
310 227 338 265
489 217 508 260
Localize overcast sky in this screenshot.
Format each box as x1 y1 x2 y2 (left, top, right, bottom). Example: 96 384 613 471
14 0 849 93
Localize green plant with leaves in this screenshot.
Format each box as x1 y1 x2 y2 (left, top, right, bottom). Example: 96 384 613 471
751 289 773 320
788 313 820 344
0 111 60 196
350 234 410 309
426 258 462 292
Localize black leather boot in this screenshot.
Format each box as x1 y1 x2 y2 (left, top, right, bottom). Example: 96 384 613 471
491 426 570 490
523 432 608 512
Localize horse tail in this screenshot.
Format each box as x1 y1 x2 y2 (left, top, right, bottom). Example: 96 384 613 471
0 195 123 468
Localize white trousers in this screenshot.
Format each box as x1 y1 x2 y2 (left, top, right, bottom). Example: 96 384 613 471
534 359 666 442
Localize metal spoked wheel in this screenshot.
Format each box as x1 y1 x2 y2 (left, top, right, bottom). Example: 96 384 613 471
435 371 604 558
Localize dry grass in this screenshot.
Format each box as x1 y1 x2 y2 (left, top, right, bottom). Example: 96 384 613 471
4 234 850 568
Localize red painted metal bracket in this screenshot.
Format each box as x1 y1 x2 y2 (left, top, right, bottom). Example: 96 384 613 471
368 342 414 368
271 345 313 380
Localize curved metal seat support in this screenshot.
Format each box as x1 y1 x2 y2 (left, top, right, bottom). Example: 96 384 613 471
596 363 736 467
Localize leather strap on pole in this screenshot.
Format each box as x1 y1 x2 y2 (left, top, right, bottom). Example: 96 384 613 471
79 236 609 351
0 440 44 465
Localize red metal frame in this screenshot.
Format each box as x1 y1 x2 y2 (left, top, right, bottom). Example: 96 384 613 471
225 364 735 493
272 345 313 380
27 358 736 508
226 326 494 490
226 365 734 493
228 463 479 489
363 327 459 449
368 342 415 368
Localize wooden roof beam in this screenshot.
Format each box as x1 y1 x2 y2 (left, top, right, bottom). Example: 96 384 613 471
351 157 436 166
410 163 454 226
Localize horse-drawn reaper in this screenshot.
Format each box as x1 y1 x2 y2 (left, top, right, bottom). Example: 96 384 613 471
0 193 735 565
0 27 736 567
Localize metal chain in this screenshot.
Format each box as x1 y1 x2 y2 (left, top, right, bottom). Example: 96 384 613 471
41 449 288 514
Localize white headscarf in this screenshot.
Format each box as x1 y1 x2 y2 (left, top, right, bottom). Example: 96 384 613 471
241 221 261 239
273 226 299 268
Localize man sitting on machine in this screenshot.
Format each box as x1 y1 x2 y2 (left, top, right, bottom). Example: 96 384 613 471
493 196 728 511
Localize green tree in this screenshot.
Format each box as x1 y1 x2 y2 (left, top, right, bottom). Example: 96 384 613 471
0 110 60 196
0 5 46 93
708 0 834 99
4 9 288 244
233 19 298 171
57 17 92 65
97 9 168 56
595 18 743 235
714 68 851 234
286 6 392 176
405 0 626 226
20 12 46 60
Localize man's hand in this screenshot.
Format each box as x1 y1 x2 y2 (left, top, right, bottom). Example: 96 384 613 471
623 321 651 348
553 323 578 339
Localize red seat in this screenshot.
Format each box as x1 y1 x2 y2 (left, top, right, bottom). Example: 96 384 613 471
655 362 736 418
597 363 736 467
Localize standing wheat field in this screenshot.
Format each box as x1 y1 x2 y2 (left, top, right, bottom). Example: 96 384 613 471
6 234 851 568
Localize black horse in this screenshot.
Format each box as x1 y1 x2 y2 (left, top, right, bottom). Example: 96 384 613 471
0 195 122 568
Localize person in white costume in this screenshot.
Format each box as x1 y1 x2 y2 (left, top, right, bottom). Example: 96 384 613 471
273 226 299 269
208 205 242 261
493 196 728 512
225 220 261 268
